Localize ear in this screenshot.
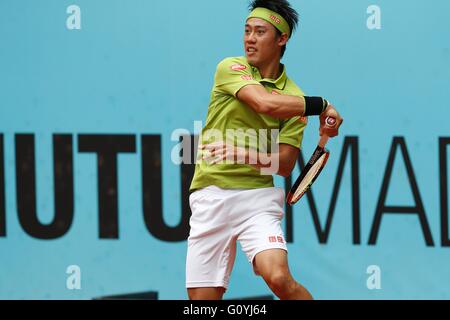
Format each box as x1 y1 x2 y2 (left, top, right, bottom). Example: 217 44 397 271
277 33 289 47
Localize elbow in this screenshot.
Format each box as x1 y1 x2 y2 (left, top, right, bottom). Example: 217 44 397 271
278 166 293 178
277 161 296 177
278 170 290 178
279 170 292 178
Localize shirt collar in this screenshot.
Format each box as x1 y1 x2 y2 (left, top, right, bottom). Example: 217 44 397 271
251 64 287 90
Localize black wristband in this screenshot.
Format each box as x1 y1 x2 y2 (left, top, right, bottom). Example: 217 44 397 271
303 96 328 116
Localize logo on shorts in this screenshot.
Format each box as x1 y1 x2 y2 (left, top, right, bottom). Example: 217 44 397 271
230 64 247 71
269 235 284 243
241 75 253 81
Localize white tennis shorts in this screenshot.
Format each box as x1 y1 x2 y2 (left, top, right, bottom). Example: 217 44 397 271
186 185 288 290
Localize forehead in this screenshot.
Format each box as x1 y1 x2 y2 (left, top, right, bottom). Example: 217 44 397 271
245 17 273 29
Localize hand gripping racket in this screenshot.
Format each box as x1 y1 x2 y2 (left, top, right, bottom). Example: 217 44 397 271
286 116 337 205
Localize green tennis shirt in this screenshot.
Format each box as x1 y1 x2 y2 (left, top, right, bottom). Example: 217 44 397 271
189 56 307 191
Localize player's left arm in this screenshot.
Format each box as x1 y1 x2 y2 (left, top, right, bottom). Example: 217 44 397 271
275 143 299 177
243 143 298 177
200 142 298 177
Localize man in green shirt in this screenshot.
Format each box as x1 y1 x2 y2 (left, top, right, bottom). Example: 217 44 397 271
186 0 343 300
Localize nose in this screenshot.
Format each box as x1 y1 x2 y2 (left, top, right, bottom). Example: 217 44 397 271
246 31 256 44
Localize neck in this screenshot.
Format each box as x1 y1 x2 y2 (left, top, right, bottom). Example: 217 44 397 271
258 59 282 79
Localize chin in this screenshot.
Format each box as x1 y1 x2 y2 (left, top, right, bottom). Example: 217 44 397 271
245 55 259 67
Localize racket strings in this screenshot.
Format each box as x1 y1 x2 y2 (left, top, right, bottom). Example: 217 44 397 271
291 153 328 201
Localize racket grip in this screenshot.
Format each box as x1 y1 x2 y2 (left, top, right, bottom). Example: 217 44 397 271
318 134 329 148
325 116 337 127
318 116 335 148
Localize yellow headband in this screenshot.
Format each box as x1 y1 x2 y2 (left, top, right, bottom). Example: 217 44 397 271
247 7 291 38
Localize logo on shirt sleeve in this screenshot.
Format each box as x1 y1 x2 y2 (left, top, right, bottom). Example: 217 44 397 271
230 64 247 71
299 116 308 124
240 75 254 81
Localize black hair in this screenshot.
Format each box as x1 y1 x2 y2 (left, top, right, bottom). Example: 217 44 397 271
248 0 299 58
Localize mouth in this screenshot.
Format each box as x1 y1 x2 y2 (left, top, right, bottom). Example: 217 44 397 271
246 46 257 55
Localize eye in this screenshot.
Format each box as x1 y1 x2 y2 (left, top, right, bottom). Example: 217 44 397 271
257 30 265 35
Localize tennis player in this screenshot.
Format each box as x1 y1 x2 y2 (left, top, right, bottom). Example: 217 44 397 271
186 0 343 300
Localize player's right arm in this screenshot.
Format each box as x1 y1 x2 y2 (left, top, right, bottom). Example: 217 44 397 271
237 85 343 137
237 84 307 118
214 57 343 136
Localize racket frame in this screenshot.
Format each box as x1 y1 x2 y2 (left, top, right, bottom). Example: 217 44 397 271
286 116 336 205
286 145 330 205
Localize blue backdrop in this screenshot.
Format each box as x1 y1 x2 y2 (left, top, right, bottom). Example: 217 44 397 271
0 0 449 299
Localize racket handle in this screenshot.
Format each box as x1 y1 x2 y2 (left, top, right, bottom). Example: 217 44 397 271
318 117 336 148
318 134 329 148
325 116 337 127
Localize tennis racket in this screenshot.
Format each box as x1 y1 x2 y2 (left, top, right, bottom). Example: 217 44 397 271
286 116 336 205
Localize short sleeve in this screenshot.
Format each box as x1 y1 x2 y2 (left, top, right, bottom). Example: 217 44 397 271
214 57 262 97
277 116 308 149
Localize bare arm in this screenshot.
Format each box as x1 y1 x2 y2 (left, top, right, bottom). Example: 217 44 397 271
201 142 299 177
237 84 344 137
236 84 306 119
248 143 299 177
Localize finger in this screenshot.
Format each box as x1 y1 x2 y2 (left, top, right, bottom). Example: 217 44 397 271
205 142 226 151
202 144 214 151
329 129 339 137
215 147 227 154
323 128 338 137
202 144 217 151
202 155 213 164
210 141 225 147
209 147 224 157
205 152 222 164
201 148 215 160
201 153 214 162
211 154 225 164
